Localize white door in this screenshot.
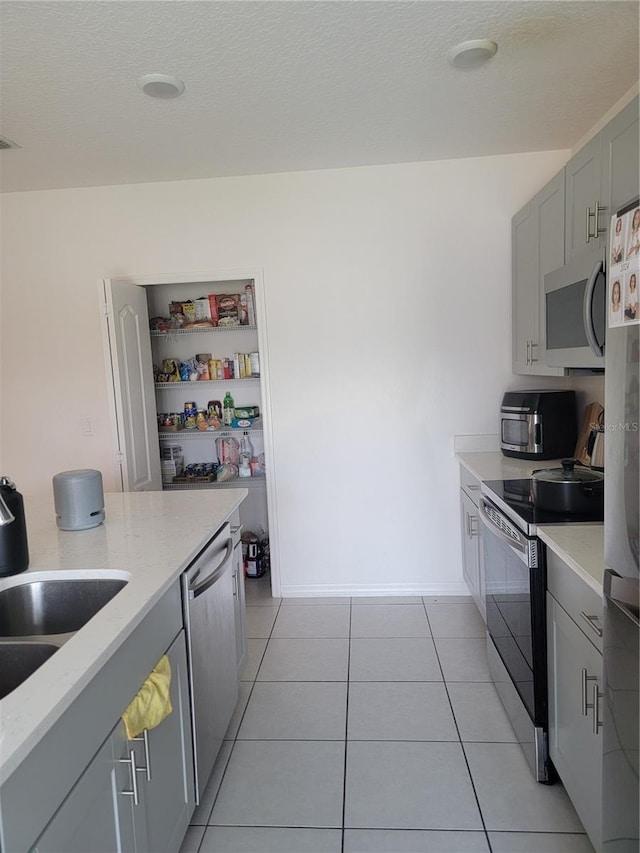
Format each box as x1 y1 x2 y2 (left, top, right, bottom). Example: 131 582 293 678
102 278 161 491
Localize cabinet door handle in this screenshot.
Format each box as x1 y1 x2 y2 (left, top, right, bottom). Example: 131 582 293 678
526 339 531 366
466 484 480 491
592 684 603 734
581 667 597 716
594 201 607 236
579 611 603 637
530 341 538 363
469 515 479 538
232 568 238 599
120 749 141 805
131 729 152 781
586 205 593 242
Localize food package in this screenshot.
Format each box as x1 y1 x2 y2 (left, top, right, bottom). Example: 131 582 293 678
216 463 238 482
194 297 211 321
215 436 239 466
216 294 241 326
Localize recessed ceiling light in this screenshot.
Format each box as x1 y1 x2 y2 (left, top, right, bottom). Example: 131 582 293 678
448 39 498 70
138 74 185 99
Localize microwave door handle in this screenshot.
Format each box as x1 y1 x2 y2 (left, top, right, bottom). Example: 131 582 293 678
583 259 605 357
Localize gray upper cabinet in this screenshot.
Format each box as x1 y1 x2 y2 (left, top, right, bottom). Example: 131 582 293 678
513 97 638 375
565 133 605 262
601 97 640 216
512 172 565 376
565 97 639 263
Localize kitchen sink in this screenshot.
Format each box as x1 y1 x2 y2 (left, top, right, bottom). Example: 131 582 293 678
0 577 128 638
0 641 61 700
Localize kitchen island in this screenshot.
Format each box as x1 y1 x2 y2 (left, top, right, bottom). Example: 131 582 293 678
0 488 247 852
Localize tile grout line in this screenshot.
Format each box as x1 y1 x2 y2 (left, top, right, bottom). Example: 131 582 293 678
425 599 495 853
341 596 353 853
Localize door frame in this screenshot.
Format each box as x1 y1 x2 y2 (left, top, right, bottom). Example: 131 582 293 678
99 267 281 597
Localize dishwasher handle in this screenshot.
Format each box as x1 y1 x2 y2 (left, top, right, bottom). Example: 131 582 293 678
188 537 234 600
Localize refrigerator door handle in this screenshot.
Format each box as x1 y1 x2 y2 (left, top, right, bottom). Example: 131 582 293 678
604 570 640 626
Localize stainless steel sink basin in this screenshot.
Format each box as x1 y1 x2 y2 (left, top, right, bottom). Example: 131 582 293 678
0 641 60 700
0 578 128 637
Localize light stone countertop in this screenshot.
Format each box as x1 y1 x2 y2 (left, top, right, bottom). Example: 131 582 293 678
456 451 605 595
0 488 246 783
537 523 605 594
456 451 565 482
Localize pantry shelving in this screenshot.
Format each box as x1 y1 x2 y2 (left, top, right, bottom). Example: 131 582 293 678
149 279 266 516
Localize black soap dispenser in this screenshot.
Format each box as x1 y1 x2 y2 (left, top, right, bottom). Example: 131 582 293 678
0 476 29 576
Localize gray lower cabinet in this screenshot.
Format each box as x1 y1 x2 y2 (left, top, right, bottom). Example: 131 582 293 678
459 466 485 621
547 591 603 850
132 630 195 853
0 581 196 853
512 172 565 376
32 629 195 853
32 721 137 853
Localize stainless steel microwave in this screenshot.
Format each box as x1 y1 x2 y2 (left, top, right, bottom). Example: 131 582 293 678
544 247 606 369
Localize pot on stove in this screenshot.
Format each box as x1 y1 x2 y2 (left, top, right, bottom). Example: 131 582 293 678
531 458 604 515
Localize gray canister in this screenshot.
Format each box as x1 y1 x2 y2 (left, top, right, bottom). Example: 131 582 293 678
53 469 105 531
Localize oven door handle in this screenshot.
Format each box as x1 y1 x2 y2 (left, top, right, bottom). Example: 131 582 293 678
478 497 528 557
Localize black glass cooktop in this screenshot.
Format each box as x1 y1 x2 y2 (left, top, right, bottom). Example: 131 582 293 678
482 477 604 533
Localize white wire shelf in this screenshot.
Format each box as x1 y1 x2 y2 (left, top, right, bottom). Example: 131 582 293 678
164 477 266 490
151 325 256 337
158 421 262 439
155 378 259 389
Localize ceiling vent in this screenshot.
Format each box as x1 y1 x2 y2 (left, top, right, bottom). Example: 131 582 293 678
0 136 20 150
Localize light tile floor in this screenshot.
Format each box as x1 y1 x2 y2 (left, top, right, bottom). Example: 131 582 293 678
180 577 595 853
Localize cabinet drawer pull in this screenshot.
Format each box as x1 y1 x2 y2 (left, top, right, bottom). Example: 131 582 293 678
119 749 141 805
530 341 538 363
593 684 603 734
586 206 593 242
579 611 603 637
469 515 479 538
581 667 596 716
131 728 152 781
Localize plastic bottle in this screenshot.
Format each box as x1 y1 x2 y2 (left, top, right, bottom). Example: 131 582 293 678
222 391 234 426
239 431 254 477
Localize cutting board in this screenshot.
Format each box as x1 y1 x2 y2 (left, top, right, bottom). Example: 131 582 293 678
574 401 604 465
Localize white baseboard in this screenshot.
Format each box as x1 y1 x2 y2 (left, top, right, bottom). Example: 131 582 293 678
279 581 470 598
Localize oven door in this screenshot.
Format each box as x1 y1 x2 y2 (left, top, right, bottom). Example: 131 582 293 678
478 496 551 782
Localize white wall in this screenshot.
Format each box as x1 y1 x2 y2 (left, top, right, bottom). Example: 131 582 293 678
0 151 569 595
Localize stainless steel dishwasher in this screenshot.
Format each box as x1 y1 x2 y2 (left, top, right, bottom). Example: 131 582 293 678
182 522 238 802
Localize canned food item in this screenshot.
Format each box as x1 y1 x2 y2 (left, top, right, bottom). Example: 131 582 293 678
171 413 182 429
184 401 197 413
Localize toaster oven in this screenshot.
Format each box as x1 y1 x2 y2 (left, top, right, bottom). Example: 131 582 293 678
500 390 577 460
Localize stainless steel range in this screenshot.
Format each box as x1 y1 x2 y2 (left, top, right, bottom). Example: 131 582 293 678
479 477 603 783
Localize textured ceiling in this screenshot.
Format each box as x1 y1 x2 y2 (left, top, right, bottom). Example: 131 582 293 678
0 0 638 192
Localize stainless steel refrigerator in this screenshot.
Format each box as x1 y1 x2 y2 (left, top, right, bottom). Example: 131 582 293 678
602 199 639 851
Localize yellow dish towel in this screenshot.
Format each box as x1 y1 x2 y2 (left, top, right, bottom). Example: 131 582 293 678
121 655 173 740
